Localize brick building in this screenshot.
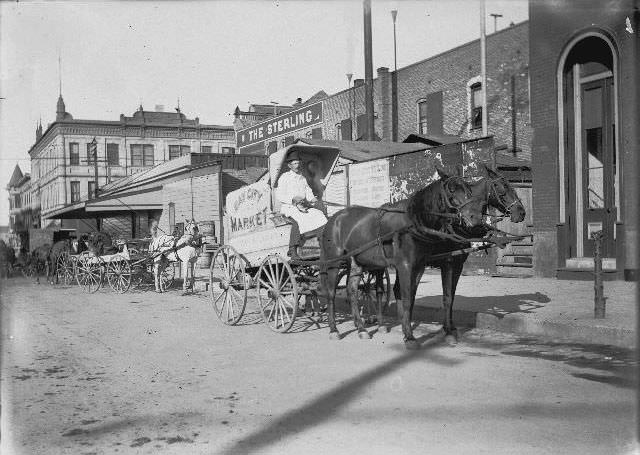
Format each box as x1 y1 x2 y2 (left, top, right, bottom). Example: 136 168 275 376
30 95 236 232
321 22 531 163
6 164 37 249
529 0 639 280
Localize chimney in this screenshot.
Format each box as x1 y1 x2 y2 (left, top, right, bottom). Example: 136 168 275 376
295 97 303 105
354 79 364 87
155 104 165 112
377 67 392 142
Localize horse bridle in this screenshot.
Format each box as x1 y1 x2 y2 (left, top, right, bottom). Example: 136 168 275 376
486 176 521 218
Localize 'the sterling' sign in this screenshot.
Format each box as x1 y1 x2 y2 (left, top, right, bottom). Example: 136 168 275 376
236 102 323 148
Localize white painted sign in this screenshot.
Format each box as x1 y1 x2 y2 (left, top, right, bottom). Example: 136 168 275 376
226 181 271 238
348 159 390 208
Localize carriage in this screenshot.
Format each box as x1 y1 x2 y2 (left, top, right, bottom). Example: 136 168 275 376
57 239 176 294
208 143 391 333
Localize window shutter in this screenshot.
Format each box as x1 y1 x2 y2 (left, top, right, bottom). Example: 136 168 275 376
356 114 367 140
267 141 278 155
311 128 322 139
426 91 443 136
340 118 352 141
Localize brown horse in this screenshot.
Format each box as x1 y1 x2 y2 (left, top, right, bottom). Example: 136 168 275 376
29 244 52 284
320 170 489 349
47 235 90 284
388 165 526 345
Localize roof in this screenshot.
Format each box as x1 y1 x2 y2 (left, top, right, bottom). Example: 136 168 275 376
7 165 24 188
294 139 430 162
495 153 531 169
403 133 461 146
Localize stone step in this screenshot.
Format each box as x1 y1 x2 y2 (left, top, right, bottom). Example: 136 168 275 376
565 257 616 270
495 265 534 276
497 255 533 265
505 244 533 256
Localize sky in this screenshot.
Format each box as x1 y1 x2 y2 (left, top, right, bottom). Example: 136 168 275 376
0 0 528 226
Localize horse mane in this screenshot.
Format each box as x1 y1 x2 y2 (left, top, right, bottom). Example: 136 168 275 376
405 178 449 231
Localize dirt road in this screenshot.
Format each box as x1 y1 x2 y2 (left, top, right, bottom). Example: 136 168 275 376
1 277 636 454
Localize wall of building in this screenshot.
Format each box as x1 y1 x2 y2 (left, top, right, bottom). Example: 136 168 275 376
158 166 222 241
529 0 639 277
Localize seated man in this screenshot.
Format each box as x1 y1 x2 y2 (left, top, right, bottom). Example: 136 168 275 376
276 151 327 259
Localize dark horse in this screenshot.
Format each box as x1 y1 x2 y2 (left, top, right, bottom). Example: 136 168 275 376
320 169 490 349
46 235 91 284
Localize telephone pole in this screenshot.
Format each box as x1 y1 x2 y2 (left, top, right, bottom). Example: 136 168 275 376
363 0 375 141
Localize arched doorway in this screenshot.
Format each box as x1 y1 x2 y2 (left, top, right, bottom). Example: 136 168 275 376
558 33 619 260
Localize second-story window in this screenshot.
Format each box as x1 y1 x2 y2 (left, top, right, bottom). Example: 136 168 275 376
107 143 119 166
69 143 79 165
335 123 342 140
417 100 428 134
169 145 191 160
86 143 97 164
470 82 483 130
221 147 235 154
131 144 154 166
70 181 80 203
88 181 96 200
200 145 212 154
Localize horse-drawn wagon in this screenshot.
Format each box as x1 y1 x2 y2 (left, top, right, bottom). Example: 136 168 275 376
209 140 527 345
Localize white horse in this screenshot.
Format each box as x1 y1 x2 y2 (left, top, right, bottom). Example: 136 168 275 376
175 220 201 295
149 223 175 293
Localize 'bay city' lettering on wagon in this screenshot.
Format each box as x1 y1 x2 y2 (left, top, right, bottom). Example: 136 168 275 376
236 102 323 148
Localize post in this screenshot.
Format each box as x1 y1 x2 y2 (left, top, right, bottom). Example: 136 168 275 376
346 73 353 140
90 137 99 198
391 9 398 142
363 0 375 141
592 230 606 319
480 0 488 136
511 74 517 155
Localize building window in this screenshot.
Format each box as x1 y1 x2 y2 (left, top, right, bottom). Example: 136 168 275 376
69 143 79 165
86 143 97 164
131 144 154 166
107 143 119 166
200 145 212 154
470 82 483 130
88 181 96 200
169 145 191 160
335 123 342 140
70 181 80 203
221 147 235 154
417 99 428 134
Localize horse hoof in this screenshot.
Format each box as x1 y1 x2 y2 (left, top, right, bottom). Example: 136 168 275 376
329 331 341 341
444 334 458 346
405 339 420 350
358 330 371 340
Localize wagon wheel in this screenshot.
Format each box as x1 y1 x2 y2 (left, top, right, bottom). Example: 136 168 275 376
106 255 132 293
256 254 298 333
209 245 247 325
161 262 176 290
56 252 75 285
22 263 35 278
358 270 391 324
76 252 103 293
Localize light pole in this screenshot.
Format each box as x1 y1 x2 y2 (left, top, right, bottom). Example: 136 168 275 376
489 13 502 33
346 73 353 140
391 10 398 72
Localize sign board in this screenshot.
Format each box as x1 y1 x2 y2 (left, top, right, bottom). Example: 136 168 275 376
348 159 390 208
226 181 271 238
236 102 323 148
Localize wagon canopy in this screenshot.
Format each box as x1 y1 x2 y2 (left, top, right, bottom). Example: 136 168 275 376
269 143 341 191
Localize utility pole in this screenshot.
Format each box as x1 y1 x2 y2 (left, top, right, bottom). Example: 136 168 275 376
489 13 502 33
363 0 375 141
346 73 353 140
90 137 99 198
391 9 398 142
480 0 488 136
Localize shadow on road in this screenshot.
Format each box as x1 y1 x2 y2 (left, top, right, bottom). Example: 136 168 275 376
414 292 550 319
216 340 463 454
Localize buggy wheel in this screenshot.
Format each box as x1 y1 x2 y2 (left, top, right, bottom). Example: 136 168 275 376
209 245 247 325
358 270 391 324
161 263 176 290
106 255 132 293
56 252 75 285
76 252 103 293
256 254 298 333
22 263 35 278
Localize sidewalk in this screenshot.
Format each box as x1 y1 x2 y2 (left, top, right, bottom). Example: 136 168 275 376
193 265 637 349
410 273 637 349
